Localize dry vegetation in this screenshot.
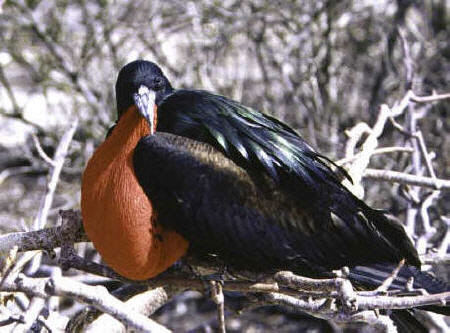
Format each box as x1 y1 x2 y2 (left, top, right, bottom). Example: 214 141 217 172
0 0 449 332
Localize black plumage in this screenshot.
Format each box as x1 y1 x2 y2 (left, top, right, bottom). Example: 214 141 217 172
157 89 349 189
113 60 448 315
138 89 421 271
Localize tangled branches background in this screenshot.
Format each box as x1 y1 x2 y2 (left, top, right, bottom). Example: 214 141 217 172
0 0 449 332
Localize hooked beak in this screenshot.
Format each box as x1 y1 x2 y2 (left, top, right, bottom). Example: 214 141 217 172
133 85 156 134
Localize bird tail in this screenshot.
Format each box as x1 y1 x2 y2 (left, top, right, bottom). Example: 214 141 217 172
349 263 450 315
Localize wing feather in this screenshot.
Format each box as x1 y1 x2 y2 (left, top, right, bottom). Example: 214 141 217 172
133 133 419 274
155 90 420 268
158 90 348 192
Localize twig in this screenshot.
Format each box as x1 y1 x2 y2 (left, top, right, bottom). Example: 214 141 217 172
343 90 450 198
414 130 437 181
26 119 79 277
2 274 48 299
85 287 173 332
31 133 56 167
0 250 39 289
0 305 25 329
44 276 170 332
12 297 46 332
0 315 25 328
32 119 79 231
210 281 226 333
3 210 450 330
343 101 408 197
0 246 18 282
363 169 450 189
420 191 440 233
410 91 450 103
255 283 450 314
0 212 87 254
2 273 171 332
375 260 405 293
436 217 450 256
259 292 327 313
356 291 450 310
0 166 45 185
274 271 339 292
3 244 450 329
0 64 20 114
398 27 413 89
0 64 45 132
3 119 78 331
337 147 413 166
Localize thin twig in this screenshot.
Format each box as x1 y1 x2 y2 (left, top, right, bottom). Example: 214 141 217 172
25 119 78 277
410 91 450 103
210 281 226 333
45 276 171 332
32 119 79 231
85 287 173 332
31 133 56 167
414 131 437 181
363 169 450 189
398 27 413 89
337 147 413 165
2 273 171 333
375 260 405 293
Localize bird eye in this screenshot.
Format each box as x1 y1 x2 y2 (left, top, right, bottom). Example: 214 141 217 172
153 77 163 90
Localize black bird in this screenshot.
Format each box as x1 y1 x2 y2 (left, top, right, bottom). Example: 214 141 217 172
82 60 449 326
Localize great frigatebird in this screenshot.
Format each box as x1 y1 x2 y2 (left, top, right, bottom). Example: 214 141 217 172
81 60 449 319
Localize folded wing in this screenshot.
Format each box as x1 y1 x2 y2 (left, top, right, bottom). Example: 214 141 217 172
133 133 419 275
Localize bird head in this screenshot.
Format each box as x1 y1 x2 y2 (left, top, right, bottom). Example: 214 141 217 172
115 60 173 133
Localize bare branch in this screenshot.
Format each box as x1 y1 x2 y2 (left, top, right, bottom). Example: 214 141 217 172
31 134 56 167
2 210 450 331
357 292 450 311
410 91 450 103
414 130 437 181
363 169 450 190
85 287 172 332
210 281 226 333
337 147 413 166
45 276 170 332
12 297 46 332
3 274 170 332
343 89 450 197
33 119 78 231
375 260 405 293
0 220 87 254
